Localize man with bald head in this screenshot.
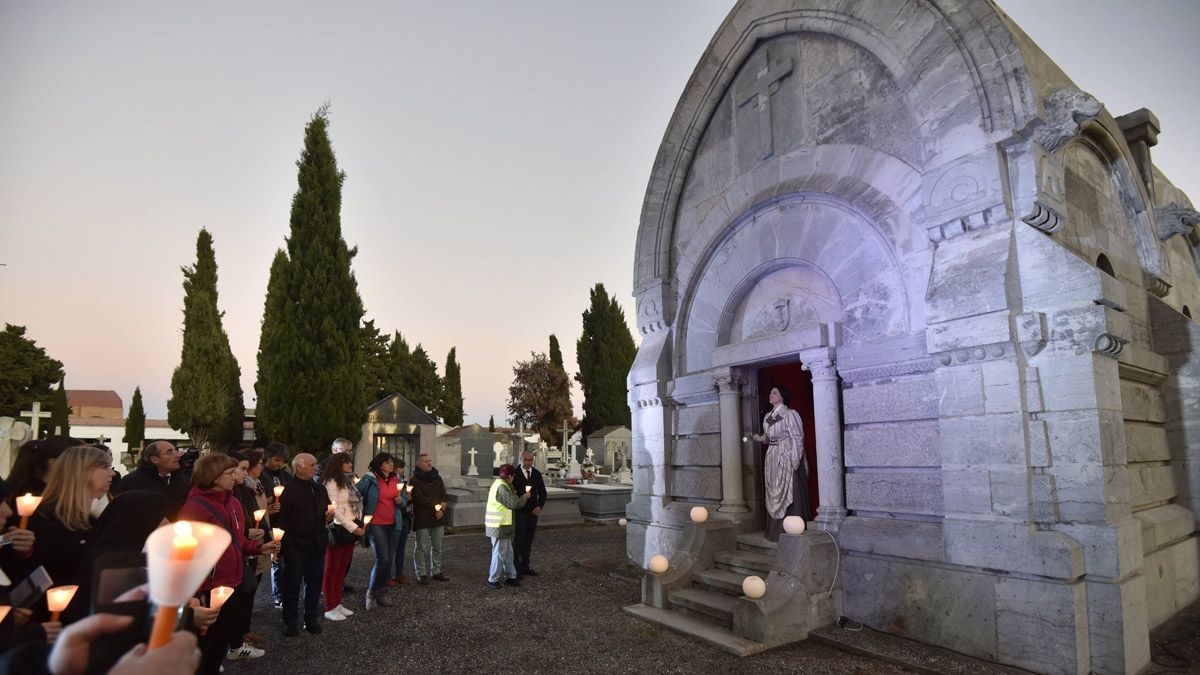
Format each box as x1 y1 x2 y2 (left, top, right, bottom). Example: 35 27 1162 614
276 452 333 637
113 439 189 518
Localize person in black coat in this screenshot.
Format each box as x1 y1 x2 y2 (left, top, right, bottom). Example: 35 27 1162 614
275 453 332 637
112 441 189 520
511 450 547 577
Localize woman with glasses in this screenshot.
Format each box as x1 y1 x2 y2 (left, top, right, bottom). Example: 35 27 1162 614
179 453 279 674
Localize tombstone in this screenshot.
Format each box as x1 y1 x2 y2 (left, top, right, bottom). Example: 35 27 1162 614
19 402 51 440
625 1 1200 672
0 418 33 475
456 424 494 477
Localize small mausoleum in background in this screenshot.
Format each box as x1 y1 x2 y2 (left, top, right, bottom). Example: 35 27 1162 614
354 393 439 474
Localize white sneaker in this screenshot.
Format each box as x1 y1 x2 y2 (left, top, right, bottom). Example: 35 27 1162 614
335 604 354 616
226 645 265 660
324 608 346 621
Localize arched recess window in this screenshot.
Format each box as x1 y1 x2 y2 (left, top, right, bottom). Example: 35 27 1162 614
1096 253 1115 277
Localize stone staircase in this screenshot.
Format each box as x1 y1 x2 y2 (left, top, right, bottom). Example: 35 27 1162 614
626 522 840 657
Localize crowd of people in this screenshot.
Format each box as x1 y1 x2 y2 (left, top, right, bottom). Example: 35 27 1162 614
0 435 550 675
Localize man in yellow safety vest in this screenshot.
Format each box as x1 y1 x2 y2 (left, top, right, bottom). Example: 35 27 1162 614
484 463 530 589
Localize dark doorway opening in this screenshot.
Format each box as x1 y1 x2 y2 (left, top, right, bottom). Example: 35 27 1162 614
756 361 819 519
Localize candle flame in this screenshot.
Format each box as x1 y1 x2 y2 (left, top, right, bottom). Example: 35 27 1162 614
174 521 193 538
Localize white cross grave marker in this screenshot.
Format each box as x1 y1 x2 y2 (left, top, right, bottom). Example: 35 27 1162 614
20 402 51 439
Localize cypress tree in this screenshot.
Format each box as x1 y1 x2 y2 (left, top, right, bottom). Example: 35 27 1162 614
361 319 392 404
549 334 564 370
254 106 367 451
488 415 495 432
124 386 146 451
0 324 64 420
168 228 243 450
547 334 573 425
575 283 637 437
49 377 70 437
437 347 464 426
407 345 442 416
255 249 290 443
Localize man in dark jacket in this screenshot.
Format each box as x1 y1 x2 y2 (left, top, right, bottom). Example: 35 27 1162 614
260 442 292 607
276 453 332 637
112 440 190 519
410 453 448 585
511 450 548 577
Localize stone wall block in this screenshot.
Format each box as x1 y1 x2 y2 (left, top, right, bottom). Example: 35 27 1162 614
940 413 1025 466
667 467 721 500
994 577 1088 675
845 470 943 516
1134 504 1195 554
943 467 993 515
673 434 721 466
1083 577 1150 674
1035 353 1102 412
1128 464 1176 508
838 516 945 561
842 554 997 661
982 359 1023 413
675 403 720 436
843 376 938 424
927 310 1011 353
1029 418 1051 467
988 468 1030 520
844 420 939 467
1051 463 1130 524
1120 380 1166 424
1056 520 1143 581
944 519 1084 579
926 229 1011 325
1124 422 1169 463
935 364 984 417
1171 538 1199 605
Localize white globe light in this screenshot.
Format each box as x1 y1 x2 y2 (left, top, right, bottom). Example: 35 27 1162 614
783 516 807 535
649 554 670 574
618 518 628 527
742 575 766 599
690 506 709 523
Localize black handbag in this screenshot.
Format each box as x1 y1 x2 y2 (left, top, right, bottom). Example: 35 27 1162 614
329 519 362 546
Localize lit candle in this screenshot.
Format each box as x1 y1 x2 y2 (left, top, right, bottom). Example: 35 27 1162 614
434 504 443 513
46 585 78 622
0 606 10 624
406 484 413 494
271 527 285 561
273 485 285 499
16 493 41 529
253 509 266 526
209 586 234 611
326 503 335 515
363 515 373 526
170 521 198 561
525 486 531 494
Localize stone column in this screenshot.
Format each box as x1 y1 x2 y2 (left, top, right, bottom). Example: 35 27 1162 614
801 347 846 531
715 374 749 513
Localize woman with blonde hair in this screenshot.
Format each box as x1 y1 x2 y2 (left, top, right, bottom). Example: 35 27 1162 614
24 446 112 590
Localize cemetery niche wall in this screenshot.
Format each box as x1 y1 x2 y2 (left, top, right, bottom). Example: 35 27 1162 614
623 1 1200 673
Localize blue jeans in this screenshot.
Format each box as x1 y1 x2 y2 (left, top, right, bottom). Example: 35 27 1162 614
488 536 516 583
367 525 399 592
393 517 411 578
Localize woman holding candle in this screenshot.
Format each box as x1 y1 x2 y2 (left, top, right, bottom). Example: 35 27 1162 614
320 452 364 620
24 446 111 597
178 453 278 674
234 448 272 648
354 453 406 609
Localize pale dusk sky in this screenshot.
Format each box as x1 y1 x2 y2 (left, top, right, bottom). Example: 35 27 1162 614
1 1 1196 427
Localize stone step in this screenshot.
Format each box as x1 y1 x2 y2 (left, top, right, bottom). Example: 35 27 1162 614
714 549 775 576
623 603 769 657
735 532 778 553
669 587 737 626
694 568 750 595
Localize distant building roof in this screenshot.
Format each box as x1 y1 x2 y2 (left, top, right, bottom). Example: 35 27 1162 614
66 390 123 413
442 423 491 437
590 425 630 437
367 393 439 426
68 416 178 429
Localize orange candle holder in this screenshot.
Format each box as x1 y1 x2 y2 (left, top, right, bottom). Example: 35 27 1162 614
144 521 232 650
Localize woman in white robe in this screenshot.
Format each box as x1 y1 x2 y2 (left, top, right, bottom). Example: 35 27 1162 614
751 385 812 541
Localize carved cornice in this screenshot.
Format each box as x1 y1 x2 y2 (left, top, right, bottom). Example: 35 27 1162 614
1156 203 1200 242
838 358 934 384
1021 201 1062 235
712 374 743 394
1035 88 1103 153
1093 333 1128 359
933 341 1013 367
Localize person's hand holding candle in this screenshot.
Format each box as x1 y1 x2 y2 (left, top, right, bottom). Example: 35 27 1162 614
270 528 284 560
434 503 444 520
1 526 35 554
198 587 233 636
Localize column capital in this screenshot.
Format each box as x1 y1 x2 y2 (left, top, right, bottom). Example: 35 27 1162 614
800 347 838 379
713 373 743 394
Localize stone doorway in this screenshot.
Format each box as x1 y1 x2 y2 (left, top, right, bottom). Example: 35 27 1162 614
755 361 818 525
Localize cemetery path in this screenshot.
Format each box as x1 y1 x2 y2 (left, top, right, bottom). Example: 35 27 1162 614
233 524 908 674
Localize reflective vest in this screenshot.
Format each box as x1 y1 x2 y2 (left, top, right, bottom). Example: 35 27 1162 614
485 479 513 529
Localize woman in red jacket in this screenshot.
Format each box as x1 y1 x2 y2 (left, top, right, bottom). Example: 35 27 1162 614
178 453 279 675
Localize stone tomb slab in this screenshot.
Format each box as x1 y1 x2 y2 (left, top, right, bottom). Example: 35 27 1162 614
565 483 633 522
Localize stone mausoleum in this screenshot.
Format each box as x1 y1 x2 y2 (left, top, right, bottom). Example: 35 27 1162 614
624 1 1200 673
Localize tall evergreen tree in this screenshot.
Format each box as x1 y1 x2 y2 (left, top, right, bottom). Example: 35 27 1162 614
254 249 290 443
488 415 495 432
168 228 243 450
547 334 573 425
437 347 464 426
549 334 564 370
360 319 392 404
0 324 64 420
124 386 146 451
575 283 637 437
407 345 442 416
254 106 367 451
49 377 70 437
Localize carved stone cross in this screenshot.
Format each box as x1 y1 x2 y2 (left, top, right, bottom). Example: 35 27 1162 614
735 53 794 160
466 447 479 476
585 447 595 463
95 433 110 446
20 402 50 439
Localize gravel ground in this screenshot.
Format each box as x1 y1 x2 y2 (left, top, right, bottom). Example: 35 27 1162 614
231 524 907 675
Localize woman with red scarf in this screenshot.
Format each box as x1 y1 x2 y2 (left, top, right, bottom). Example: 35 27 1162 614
179 453 279 675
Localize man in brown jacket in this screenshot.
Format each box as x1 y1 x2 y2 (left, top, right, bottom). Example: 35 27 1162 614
410 453 449 584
